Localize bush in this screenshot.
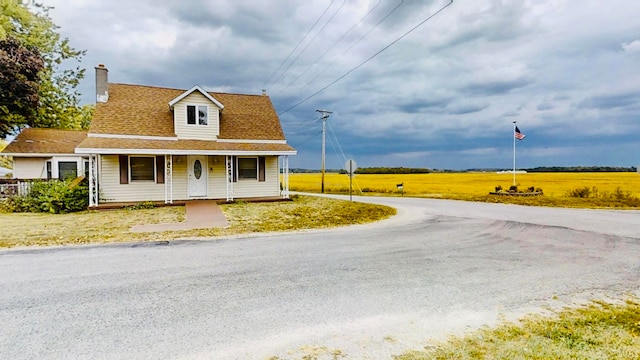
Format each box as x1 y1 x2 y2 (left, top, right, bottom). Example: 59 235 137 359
1 178 89 213
568 186 593 198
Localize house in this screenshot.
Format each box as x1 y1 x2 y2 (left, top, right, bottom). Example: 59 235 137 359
1 128 88 180
2 64 296 207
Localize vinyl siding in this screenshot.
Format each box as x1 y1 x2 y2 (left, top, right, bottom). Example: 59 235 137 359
100 155 165 202
13 158 48 179
173 92 221 140
99 155 280 203
232 157 280 198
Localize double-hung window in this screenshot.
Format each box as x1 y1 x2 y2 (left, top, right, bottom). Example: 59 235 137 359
237 158 257 180
187 105 208 125
58 161 78 180
130 156 155 181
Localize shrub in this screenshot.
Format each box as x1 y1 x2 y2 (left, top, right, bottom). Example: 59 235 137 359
495 185 503 192
509 185 518 192
568 186 593 198
1 178 89 214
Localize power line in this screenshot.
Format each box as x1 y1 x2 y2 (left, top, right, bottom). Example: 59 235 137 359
261 0 335 90
291 0 401 94
278 0 454 115
280 0 382 92
272 0 347 92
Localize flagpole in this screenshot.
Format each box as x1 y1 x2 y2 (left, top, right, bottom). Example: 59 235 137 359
513 121 516 186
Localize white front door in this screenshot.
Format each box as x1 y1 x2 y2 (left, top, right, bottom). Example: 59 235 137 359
188 155 207 197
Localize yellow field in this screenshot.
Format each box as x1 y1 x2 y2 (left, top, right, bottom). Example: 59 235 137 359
287 172 640 208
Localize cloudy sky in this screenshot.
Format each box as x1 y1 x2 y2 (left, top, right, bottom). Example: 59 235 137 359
39 0 640 170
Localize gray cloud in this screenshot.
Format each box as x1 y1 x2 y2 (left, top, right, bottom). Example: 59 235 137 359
40 0 640 169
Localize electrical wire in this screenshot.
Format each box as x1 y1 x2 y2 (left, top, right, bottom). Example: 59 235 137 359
272 0 347 92
261 0 335 90
280 0 382 92
278 0 454 115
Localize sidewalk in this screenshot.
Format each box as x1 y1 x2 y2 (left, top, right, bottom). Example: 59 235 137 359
130 200 229 233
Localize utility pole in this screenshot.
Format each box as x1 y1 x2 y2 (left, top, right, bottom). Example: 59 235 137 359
316 109 332 193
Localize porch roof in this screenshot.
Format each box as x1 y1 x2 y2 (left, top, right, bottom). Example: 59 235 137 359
75 136 297 155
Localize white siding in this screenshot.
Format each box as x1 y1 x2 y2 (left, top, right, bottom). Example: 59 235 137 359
171 155 189 200
232 157 280 198
13 158 48 179
173 92 221 140
99 155 280 203
99 155 165 203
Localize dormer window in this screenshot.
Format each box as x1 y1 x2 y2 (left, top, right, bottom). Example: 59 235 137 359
187 105 208 125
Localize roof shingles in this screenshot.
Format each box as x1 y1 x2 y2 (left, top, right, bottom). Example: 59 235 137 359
90 83 287 141
2 128 87 154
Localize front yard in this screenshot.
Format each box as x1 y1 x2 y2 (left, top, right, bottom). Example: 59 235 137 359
0 195 396 248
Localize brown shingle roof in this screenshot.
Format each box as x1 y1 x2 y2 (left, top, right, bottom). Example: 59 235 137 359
91 83 287 141
2 128 87 155
76 137 295 154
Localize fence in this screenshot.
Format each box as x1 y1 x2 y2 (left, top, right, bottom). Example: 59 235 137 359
0 180 33 199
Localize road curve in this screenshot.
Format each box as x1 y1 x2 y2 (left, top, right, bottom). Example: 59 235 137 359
1 195 639 359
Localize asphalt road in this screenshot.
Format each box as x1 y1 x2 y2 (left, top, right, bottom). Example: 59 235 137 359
1 196 640 359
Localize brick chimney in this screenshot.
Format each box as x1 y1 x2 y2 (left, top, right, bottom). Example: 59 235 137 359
95 64 109 103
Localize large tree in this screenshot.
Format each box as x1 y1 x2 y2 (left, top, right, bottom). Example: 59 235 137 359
0 36 45 138
0 0 88 138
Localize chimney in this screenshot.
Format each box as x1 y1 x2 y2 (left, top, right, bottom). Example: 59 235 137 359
95 64 109 103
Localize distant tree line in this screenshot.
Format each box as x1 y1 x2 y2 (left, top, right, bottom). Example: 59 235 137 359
524 166 637 173
288 166 638 174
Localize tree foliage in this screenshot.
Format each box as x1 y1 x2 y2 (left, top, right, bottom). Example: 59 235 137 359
0 36 45 138
0 0 87 138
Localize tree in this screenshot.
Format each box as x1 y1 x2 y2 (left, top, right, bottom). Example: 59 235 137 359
0 36 45 138
0 0 87 138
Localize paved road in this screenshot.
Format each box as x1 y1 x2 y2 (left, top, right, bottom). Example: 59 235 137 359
1 196 640 359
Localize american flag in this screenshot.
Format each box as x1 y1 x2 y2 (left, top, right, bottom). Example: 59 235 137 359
514 126 526 140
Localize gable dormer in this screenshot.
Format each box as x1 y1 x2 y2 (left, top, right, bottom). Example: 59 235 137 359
169 85 224 140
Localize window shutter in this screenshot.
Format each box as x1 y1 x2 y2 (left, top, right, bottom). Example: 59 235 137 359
119 155 128 184
259 157 266 182
156 156 164 184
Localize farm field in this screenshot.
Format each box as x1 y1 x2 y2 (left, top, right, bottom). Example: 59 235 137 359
288 172 640 209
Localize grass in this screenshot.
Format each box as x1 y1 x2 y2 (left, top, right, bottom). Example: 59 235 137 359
289 172 640 209
396 298 640 360
0 195 395 248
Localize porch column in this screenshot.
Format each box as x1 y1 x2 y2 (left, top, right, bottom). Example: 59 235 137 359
164 155 173 204
88 154 98 207
225 155 234 201
282 155 290 199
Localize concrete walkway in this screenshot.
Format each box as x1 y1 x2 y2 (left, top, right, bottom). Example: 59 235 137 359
130 200 229 232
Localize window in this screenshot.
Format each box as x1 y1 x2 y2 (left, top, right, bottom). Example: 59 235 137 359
187 105 208 125
237 158 257 180
130 157 155 181
58 161 77 180
46 161 52 180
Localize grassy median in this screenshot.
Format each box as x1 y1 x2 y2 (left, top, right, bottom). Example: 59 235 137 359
0 195 395 248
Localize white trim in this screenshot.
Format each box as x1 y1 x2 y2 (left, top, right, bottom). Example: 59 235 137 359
236 156 259 181
87 133 179 141
168 85 224 110
128 155 156 182
185 104 209 126
75 148 297 156
217 139 287 144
